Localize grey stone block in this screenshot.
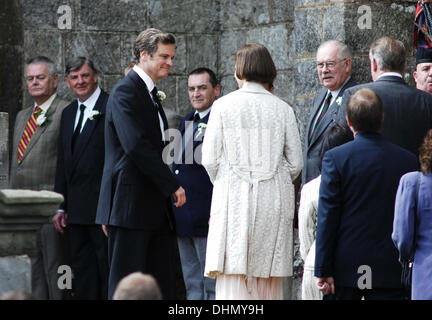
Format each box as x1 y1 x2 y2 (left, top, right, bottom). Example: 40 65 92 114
176 76 191 117
149 0 219 33
63 32 122 74
99 74 122 93
0 255 31 296
220 0 270 30
247 23 294 70
21 0 74 30
170 34 187 75
323 4 346 42
120 32 139 74
187 35 219 75
295 58 321 97
219 30 247 76
293 96 315 144
272 0 294 23
343 2 415 53
294 8 323 57
274 70 296 107
77 0 148 31
220 75 238 97
24 30 62 72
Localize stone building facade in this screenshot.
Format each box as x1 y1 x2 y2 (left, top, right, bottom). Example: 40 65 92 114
0 0 419 299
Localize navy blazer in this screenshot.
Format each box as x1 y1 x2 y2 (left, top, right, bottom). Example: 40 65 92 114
172 110 213 237
302 78 357 185
314 133 418 288
340 76 432 156
95 70 179 230
55 90 108 224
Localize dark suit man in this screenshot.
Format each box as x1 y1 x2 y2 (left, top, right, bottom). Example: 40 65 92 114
53 57 109 300
302 40 357 185
172 67 220 300
10 56 71 300
95 28 186 300
315 88 418 300
340 37 432 156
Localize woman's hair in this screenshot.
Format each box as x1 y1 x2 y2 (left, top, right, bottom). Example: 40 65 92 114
318 123 354 171
235 43 277 85
419 129 432 173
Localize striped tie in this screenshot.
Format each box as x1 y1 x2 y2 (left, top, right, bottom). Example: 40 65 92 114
17 106 41 163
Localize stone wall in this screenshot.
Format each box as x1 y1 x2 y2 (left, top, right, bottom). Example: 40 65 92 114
0 0 421 299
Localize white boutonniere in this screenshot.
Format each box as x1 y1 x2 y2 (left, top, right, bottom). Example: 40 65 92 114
335 97 343 107
157 91 166 101
89 110 102 120
197 122 207 134
36 113 47 126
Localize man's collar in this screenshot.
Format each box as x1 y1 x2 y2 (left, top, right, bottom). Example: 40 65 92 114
133 65 154 92
377 72 403 81
329 76 351 98
34 93 57 113
194 107 212 119
77 86 101 110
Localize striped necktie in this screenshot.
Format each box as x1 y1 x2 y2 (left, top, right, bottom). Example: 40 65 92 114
17 106 41 163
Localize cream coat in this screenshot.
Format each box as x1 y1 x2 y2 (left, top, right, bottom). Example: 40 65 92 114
202 81 303 279
298 175 322 300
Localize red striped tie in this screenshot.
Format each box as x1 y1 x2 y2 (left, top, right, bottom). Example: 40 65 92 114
17 106 41 163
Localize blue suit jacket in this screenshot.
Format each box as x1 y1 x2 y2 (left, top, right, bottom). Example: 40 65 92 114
55 90 108 224
314 133 418 288
172 110 213 236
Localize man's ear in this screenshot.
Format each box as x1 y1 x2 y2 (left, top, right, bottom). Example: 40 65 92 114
372 58 378 73
413 71 418 84
214 84 221 98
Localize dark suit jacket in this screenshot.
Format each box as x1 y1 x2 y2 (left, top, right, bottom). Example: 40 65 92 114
95 69 179 231
172 110 213 237
302 78 357 185
10 95 68 190
314 133 418 288
54 90 109 224
340 76 432 156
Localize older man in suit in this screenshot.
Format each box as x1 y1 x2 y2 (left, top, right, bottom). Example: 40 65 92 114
315 88 418 300
302 40 357 185
10 56 70 300
172 67 220 300
52 57 109 300
96 28 186 300
340 37 432 156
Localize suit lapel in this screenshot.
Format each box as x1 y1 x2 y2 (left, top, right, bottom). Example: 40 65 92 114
308 79 354 148
20 98 59 164
306 89 327 143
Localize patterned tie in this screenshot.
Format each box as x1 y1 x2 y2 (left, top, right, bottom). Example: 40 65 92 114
310 91 332 139
17 106 41 163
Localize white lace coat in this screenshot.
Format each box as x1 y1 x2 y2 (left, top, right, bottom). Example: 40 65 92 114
202 81 303 279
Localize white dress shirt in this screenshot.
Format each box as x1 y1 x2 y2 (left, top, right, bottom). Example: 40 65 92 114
74 86 101 133
34 93 57 113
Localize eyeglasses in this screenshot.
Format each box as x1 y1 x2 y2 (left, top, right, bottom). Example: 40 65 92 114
316 58 347 70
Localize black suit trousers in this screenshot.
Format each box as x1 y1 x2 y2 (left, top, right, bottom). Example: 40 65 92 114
68 224 109 300
107 226 177 300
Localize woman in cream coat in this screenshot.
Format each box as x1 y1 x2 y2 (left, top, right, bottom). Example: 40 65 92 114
202 43 303 300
